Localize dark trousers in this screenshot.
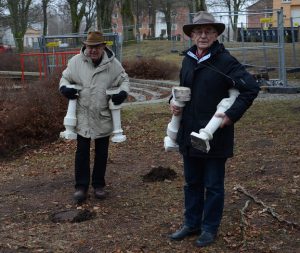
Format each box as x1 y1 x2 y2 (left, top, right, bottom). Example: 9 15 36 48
75 135 110 191
183 155 226 234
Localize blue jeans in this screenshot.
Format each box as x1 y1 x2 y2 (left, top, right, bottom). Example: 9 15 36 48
183 155 226 234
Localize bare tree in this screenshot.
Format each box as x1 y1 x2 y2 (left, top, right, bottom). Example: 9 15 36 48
42 0 52 36
0 0 6 16
84 0 96 32
157 0 187 40
159 0 172 40
6 0 32 52
47 3 72 35
121 0 135 41
147 0 155 38
188 0 207 12
28 0 53 36
208 0 256 40
196 0 207 11
96 0 115 32
134 0 157 38
67 0 87 33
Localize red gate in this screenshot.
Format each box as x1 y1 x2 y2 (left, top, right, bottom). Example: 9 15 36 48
20 51 79 81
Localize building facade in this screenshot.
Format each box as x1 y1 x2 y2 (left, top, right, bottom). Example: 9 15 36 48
273 0 300 27
247 0 273 28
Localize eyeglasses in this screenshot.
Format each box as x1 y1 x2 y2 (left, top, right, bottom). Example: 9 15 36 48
86 45 105 50
192 30 217 36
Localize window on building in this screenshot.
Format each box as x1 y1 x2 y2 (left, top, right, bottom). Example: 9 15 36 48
112 12 118 18
282 0 291 3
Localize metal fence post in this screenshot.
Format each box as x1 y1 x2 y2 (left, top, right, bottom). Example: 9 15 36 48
277 8 287 86
290 17 297 66
240 22 246 64
260 23 268 70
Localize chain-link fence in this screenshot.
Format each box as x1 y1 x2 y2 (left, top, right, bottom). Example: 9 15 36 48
210 9 299 86
37 33 120 74
119 8 300 86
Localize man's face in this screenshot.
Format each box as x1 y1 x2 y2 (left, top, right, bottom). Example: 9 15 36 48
191 25 218 51
86 44 106 61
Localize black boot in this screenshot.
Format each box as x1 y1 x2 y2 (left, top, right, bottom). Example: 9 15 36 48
169 225 200 241
196 231 216 247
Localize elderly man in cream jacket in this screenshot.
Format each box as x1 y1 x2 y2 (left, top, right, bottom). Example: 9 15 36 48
59 31 129 203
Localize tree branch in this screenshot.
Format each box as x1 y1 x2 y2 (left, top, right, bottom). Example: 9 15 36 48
234 184 299 229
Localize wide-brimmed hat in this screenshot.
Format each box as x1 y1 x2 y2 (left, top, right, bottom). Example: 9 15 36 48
183 11 225 37
83 31 106 46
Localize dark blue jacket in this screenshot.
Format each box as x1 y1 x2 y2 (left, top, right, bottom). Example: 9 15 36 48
176 41 260 158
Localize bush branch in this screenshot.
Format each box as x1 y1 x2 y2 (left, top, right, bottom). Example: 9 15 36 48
234 184 299 229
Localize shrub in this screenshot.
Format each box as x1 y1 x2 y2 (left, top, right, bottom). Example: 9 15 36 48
0 52 39 72
0 56 179 157
0 73 67 157
122 57 179 80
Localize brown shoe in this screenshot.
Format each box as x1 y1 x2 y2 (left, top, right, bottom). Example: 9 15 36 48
94 187 106 199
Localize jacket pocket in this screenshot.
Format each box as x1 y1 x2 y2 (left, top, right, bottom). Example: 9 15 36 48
99 109 113 134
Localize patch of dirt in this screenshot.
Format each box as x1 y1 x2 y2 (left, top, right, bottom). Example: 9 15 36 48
50 209 96 223
142 166 177 182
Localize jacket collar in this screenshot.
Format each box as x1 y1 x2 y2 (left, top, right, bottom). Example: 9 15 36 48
186 41 224 63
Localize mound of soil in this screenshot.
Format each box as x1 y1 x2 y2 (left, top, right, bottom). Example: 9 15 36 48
142 166 177 182
50 209 96 223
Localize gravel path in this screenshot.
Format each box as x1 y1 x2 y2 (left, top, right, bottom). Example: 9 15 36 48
257 92 300 101
127 78 300 105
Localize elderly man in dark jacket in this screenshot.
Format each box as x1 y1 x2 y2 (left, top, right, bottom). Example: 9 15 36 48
169 11 260 247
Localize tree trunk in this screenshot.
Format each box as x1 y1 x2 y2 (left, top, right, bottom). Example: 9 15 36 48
7 0 32 53
195 0 207 11
150 11 156 38
165 11 171 40
161 0 172 40
96 0 114 32
67 0 87 33
84 0 96 32
42 0 49 36
15 34 24 52
121 0 135 41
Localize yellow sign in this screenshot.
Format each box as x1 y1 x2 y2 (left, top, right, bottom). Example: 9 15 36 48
260 17 272 23
104 41 113 46
46 41 60 47
294 22 299 27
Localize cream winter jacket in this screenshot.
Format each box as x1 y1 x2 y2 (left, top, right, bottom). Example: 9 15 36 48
59 46 130 139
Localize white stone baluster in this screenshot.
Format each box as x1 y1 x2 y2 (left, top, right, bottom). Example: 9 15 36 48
60 85 81 140
164 86 191 151
106 87 126 143
190 88 240 153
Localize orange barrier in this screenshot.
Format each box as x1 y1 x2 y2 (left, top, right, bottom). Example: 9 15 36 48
20 51 80 81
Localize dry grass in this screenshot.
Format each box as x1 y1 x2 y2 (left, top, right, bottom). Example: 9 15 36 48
122 40 300 81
